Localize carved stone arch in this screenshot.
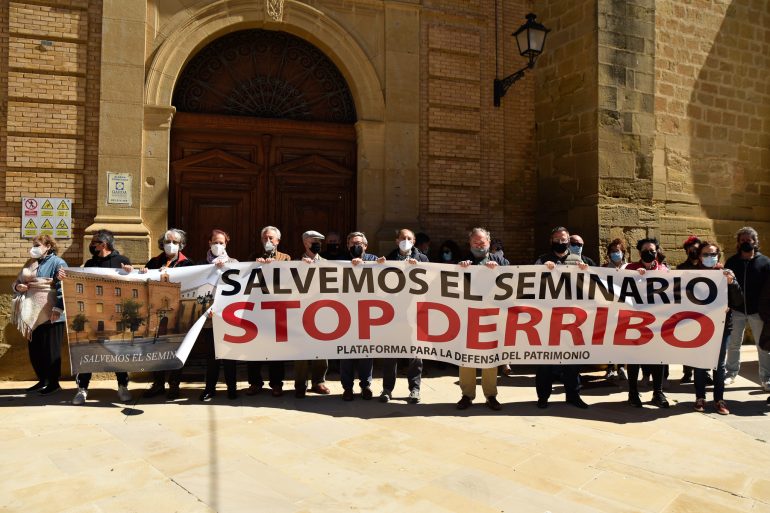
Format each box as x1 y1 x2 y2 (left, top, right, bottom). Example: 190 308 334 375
145 0 384 121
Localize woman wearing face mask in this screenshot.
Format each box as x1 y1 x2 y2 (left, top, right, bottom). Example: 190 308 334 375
625 238 670 408
602 239 629 381
141 228 194 400
693 242 741 415
12 234 68 395
438 240 461 265
200 229 239 402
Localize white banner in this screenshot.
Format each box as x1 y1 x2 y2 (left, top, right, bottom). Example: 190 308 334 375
213 262 728 369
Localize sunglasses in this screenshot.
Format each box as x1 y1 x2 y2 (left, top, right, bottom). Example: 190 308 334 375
702 252 718 257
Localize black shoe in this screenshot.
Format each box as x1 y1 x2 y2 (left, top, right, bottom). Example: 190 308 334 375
651 392 670 408
628 392 643 407
166 385 180 400
704 374 714 386
38 383 61 396
295 388 307 399
342 389 354 401
199 391 215 402
26 380 47 392
485 396 502 411
680 374 693 385
361 387 373 400
227 389 238 400
567 396 589 409
456 395 472 410
537 398 548 409
144 382 165 398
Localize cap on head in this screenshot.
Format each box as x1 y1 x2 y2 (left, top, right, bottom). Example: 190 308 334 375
302 230 325 240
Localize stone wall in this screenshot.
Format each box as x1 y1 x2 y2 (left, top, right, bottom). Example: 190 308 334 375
533 0 599 260
0 1 101 269
419 0 537 263
655 1 770 260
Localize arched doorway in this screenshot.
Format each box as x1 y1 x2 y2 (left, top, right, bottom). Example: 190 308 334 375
170 29 357 260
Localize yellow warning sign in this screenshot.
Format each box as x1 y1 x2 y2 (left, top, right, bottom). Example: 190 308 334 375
56 200 69 211
56 219 68 229
25 219 37 229
41 219 53 229
41 200 54 209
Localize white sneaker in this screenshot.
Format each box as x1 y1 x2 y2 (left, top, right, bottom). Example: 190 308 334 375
762 382 770 393
724 376 735 385
117 385 132 402
72 388 87 405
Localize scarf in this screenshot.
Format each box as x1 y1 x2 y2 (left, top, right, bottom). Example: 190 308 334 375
11 263 55 340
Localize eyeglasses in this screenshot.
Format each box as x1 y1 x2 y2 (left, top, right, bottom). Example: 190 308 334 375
702 252 718 257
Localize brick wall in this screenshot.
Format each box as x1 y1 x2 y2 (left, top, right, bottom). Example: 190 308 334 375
0 0 101 266
419 0 537 263
655 1 770 260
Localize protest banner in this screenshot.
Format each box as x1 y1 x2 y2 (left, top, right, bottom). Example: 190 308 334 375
62 266 217 374
213 261 728 369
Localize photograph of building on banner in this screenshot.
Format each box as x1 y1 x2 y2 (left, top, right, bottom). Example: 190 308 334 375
62 266 217 374
212 261 729 369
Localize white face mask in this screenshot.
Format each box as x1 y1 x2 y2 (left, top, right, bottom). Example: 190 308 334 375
264 240 275 253
210 243 226 257
29 246 44 259
399 240 414 253
164 242 179 255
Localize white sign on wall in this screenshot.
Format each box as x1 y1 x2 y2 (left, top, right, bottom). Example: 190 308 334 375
107 172 132 205
21 197 72 239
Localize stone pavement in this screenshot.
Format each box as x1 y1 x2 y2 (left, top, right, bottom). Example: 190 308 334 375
1 346 769 513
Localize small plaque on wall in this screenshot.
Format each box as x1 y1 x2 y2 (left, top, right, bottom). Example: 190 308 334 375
108 172 132 206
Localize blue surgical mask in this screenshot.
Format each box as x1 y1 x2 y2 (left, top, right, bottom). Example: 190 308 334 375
701 255 719 268
609 251 623 263
569 244 583 255
470 247 489 259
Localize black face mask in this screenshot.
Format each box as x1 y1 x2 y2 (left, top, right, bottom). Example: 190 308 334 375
551 241 569 254
641 250 657 263
89 245 100 256
349 245 364 258
326 243 339 253
687 250 699 261
309 242 322 254
740 241 755 253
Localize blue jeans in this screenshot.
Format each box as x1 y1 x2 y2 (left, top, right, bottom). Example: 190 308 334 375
695 326 729 401
340 359 373 391
725 311 770 386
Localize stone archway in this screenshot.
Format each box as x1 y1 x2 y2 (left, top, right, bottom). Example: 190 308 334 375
143 0 386 254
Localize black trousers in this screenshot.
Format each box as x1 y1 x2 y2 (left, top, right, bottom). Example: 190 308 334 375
381 357 423 393
151 369 182 387
627 364 664 395
201 328 236 392
247 361 285 388
29 322 63 386
77 372 128 389
535 365 581 400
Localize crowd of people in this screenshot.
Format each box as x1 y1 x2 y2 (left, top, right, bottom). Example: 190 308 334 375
11 224 770 415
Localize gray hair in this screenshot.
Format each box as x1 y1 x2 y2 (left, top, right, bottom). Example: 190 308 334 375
468 227 491 241
158 228 187 250
92 229 115 251
261 226 281 240
736 226 759 246
347 231 368 245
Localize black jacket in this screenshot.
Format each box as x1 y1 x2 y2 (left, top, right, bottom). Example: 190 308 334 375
84 250 131 269
386 247 429 262
725 251 770 314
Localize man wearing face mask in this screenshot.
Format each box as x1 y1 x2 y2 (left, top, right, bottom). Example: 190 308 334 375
567 234 597 267
68 230 133 405
246 226 289 397
379 229 428 404
533 227 590 410
724 226 770 390
321 231 346 260
456 227 509 411
676 236 711 385
340 231 385 400
141 228 194 400
294 230 331 398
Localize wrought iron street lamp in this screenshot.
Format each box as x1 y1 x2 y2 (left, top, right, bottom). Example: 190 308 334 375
493 13 550 107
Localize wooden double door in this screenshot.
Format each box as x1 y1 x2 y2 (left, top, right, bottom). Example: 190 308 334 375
170 112 356 261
